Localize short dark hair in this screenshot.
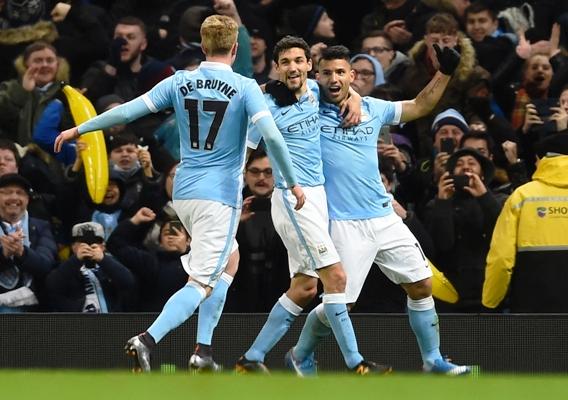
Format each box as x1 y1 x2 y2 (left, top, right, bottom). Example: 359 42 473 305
273 35 310 63
246 147 268 170
460 131 495 154
319 45 351 64
116 16 147 36
464 2 496 20
370 83 404 101
360 30 393 48
426 13 458 35
23 41 57 63
0 139 20 168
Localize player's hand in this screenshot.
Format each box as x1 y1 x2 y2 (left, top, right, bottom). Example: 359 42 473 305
433 44 460 76
340 89 361 127
265 79 298 107
240 195 255 222
290 185 306 210
130 207 156 225
54 127 80 153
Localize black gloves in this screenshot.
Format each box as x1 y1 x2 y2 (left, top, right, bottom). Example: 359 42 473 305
433 44 461 76
265 79 298 107
107 37 128 68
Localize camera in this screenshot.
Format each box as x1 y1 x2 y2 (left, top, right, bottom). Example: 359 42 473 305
440 138 455 154
168 220 183 235
530 98 559 136
450 174 470 191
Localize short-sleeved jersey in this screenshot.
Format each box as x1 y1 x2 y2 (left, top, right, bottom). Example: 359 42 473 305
247 79 324 189
143 62 270 208
320 97 402 220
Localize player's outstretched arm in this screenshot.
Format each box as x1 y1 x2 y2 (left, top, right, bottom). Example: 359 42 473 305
255 115 305 210
54 96 153 153
400 44 460 123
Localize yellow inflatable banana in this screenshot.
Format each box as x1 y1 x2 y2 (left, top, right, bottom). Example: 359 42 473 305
429 260 459 304
62 85 108 204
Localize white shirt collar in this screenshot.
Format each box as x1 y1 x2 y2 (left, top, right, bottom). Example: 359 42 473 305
199 61 233 72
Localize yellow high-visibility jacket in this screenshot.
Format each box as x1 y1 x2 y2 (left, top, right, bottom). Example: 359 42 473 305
483 155 568 312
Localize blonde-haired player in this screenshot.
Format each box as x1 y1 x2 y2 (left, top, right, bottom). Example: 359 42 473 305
55 14 304 372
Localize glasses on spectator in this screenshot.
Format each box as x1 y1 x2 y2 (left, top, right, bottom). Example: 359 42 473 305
362 46 392 54
353 69 375 79
247 167 273 177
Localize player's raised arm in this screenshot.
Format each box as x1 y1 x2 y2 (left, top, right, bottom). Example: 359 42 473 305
400 44 461 123
54 96 152 153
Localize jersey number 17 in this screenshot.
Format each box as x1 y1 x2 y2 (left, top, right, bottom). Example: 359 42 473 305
185 99 229 150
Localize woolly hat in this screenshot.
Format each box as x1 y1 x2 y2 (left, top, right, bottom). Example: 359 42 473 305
289 4 325 42
6 0 44 27
446 147 495 183
350 54 385 87
431 108 469 136
71 222 105 244
535 133 568 158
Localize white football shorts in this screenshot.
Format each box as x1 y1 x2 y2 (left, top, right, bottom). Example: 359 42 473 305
173 199 239 287
330 212 432 303
271 185 340 278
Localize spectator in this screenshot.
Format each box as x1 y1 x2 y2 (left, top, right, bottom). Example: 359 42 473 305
425 147 505 311
359 0 417 51
49 1 110 85
350 54 385 97
0 41 72 146
399 13 478 156
106 207 189 312
397 108 469 218
80 16 174 103
285 4 335 46
250 24 273 85
44 221 135 312
483 133 568 312
360 30 409 85
0 173 57 312
227 148 289 312
0 0 57 82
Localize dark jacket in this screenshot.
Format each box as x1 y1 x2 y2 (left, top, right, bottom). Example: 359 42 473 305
44 253 136 312
107 219 188 312
0 217 57 303
425 190 506 311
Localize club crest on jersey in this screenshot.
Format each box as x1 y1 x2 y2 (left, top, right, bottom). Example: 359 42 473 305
317 244 328 255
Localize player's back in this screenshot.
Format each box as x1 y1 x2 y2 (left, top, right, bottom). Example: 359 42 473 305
146 62 268 208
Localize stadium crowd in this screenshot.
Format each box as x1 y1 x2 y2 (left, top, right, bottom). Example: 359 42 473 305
0 0 567 314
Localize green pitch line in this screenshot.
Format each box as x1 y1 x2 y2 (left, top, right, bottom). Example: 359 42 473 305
3 370 568 400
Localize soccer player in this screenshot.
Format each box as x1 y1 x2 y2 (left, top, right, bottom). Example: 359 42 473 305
284 45 471 376
54 15 305 372
236 36 385 375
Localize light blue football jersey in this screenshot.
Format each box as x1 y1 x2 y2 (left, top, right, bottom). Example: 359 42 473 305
143 62 271 208
247 79 324 189
320 97 402 220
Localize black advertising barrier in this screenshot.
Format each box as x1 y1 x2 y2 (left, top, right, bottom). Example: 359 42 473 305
1 313 567 373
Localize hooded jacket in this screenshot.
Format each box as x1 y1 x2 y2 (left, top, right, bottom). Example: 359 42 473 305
483 155 568 312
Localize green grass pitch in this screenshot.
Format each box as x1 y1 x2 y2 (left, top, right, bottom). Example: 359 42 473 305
4 370 568 400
